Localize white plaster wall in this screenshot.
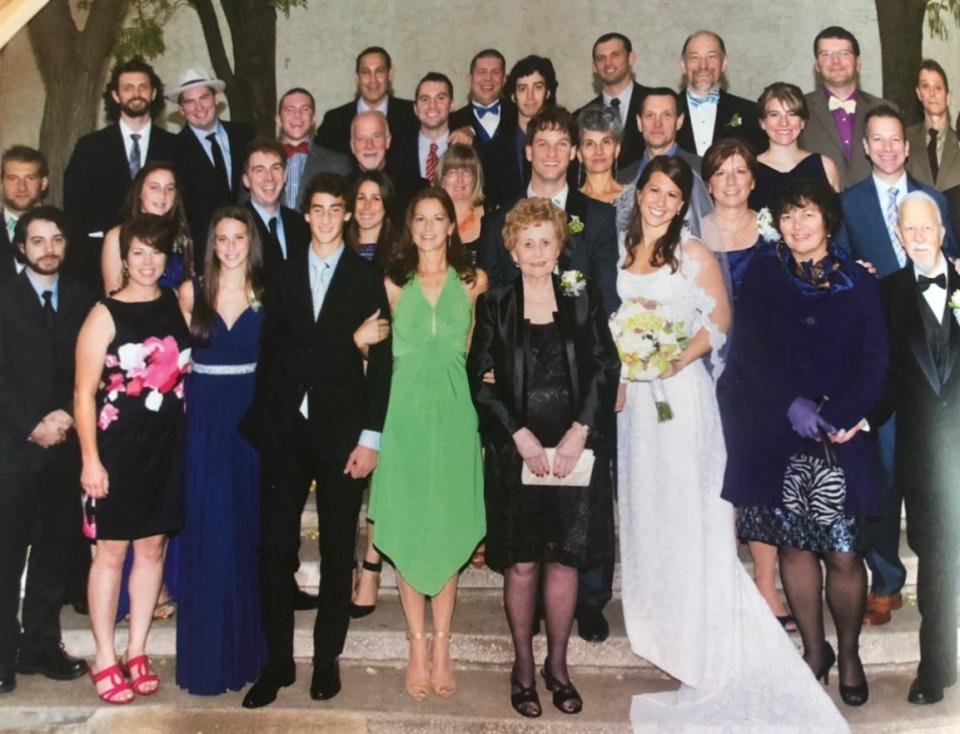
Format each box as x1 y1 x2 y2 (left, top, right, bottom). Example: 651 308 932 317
0 1 958 153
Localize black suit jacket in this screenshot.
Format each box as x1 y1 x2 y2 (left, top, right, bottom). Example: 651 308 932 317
677 89 766 155
243 247 392 460
384 134 431 214
176 120 255 269
869 265 960 499
467 276 620 445
0 225 17 285
580 81 651 170
244 202 310 287
315 96 417 156
63 124 179 289
477 189 620 316
0 273 96 475
450 100 522 208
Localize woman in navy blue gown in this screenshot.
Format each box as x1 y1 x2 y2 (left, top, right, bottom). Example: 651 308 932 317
175 206 267 694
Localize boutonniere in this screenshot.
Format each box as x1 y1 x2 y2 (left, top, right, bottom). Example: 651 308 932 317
568 215 584 235
725 113 742 129
949 289 960 323
756 207 780 243
560 270 586 297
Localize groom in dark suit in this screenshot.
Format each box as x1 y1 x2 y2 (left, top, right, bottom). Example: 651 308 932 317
241 173 392 708
863 191 960 705
477 106 618 642
0 207 95 693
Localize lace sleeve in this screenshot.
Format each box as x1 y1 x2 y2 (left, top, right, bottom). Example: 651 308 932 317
680 238 731 378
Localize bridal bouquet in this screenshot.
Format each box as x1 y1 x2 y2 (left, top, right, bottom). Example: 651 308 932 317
609 298 689 421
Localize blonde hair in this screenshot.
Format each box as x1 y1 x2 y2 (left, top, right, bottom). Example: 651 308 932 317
434 143 485 207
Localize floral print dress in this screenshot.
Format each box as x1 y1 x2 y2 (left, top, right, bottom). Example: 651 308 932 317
94 289 191 540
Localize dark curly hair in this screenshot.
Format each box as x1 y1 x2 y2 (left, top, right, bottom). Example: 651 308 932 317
102 57 165 123
623 156 693 273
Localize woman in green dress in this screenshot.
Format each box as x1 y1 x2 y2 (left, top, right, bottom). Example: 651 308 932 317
367 186 488 701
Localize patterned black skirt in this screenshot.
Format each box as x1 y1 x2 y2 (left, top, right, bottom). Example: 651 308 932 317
736 505 865 554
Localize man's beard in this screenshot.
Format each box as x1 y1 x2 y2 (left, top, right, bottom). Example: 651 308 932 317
119 98 151 118
27 255 62 276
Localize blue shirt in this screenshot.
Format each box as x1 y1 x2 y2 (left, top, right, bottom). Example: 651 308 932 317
25 269 58 310
250 200 287 259
189 121 233 186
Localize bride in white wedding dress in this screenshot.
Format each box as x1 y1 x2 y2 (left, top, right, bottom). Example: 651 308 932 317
612 156 849 732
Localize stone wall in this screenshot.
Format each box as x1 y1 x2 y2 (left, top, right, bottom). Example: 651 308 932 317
0 0 958 172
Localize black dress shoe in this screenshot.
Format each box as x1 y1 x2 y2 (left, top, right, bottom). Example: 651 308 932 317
310 657 341 700
0 668 14 694
241 667 296 709
576 609 609 642
908 677 944 705
16 645 88 680
294 588 319 610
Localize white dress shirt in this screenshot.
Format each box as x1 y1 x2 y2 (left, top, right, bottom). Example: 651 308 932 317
603 83 634 126
119 119 152 171
916 252 948 324
527 183 569 211
418 131 449 178
358 97 389 116
4 207 24 274
686 91 719 156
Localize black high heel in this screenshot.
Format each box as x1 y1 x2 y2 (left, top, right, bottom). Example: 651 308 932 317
838 654 869 706
349 559 382 619
509 670 542 718
541 659 582 715
815 642 836 685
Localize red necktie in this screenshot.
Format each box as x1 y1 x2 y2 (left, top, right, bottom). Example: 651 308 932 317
425 142 439 181
284 141 310 158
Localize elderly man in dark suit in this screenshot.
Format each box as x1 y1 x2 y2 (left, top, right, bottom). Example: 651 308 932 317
169 67 254 270
798 26 894 189
581 32 651 170
240 173 392 708
863 191 960 705
0 207 95 694
906 60 960 194
676 31 765 157
0 146 48 285
315 47 417 156
63 57 178 291
276 87 352 211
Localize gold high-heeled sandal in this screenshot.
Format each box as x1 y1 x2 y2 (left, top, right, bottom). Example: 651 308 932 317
405 631 431 701
430 630 456 698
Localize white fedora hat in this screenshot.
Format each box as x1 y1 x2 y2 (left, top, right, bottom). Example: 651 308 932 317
167 66 226 101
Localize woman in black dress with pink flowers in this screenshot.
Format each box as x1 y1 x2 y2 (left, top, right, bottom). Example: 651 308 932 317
75 214 191 704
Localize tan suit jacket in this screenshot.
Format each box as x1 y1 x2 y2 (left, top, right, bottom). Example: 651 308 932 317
906 123 960 192
798 87 892 189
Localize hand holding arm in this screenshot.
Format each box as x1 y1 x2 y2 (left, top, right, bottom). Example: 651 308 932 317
552 422 588 478
353 308 390 357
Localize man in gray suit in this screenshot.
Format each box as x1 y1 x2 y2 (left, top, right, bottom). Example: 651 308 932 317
277 88 352 211
906 60 960 193
798 26 894 189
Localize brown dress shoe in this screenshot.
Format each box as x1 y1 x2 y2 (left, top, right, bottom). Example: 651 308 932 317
862 592 903 626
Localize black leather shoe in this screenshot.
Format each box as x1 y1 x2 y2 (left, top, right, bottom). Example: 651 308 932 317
310 657 341 700
241 667 296 709
908 677 944 705
576 609 609 642
16 645 88 680
0 668 14 694
294 588 319 610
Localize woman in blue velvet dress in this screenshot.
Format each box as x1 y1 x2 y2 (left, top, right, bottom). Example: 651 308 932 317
175 207 267 694
720 180 888 707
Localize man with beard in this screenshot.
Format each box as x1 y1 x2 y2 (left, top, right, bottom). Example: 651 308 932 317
1 147 48 285
0 206 95 694
63 58 178 292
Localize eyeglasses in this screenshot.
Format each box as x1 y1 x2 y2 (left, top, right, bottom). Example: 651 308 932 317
816 50 855 61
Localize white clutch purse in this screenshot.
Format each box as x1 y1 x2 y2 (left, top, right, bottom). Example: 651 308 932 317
521 448 595 487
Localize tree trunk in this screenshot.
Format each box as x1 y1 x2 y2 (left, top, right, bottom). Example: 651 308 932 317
875 0 927 124
27 0 131 205
188 0 278 136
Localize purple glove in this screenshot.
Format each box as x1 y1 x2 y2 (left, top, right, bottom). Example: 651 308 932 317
787 397 836 439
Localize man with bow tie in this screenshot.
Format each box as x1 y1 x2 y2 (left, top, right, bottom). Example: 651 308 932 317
851 191 960 705
276 87 352 212
675 31 764 158
835 104 956 632
799 26 895 189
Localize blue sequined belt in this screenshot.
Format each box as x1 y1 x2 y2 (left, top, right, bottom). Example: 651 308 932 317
190 361 257 375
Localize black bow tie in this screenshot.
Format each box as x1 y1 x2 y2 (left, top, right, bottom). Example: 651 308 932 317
918 273 946 292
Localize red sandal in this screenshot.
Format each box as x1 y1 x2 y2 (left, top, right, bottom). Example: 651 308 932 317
89 663 134 704
123 654 160 696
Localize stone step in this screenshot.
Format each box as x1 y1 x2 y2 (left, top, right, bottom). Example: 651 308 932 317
58 593 950 671
294 526 921 598
0 659 957 733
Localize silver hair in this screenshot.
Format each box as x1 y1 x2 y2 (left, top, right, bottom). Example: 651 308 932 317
898 190 943 227
350 109 391 140
576 104 624 144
